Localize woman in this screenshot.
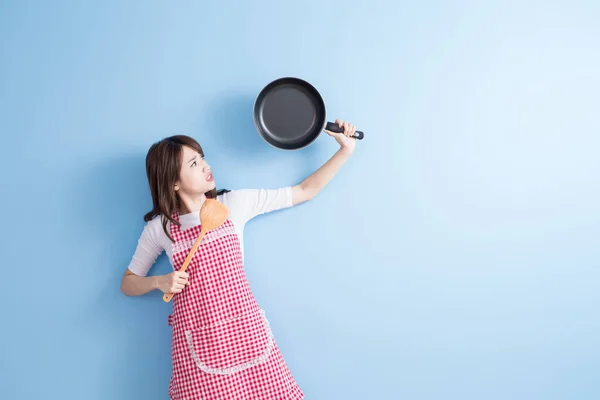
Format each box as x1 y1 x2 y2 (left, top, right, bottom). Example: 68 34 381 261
121 119 358 399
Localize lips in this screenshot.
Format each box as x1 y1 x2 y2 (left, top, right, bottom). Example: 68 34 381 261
206 173 214 182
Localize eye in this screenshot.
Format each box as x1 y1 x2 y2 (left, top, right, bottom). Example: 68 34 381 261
191 161 197 167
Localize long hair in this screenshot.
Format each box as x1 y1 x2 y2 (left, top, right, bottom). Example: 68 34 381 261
143 135 229 242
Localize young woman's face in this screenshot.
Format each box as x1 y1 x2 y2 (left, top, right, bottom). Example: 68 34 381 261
175 145 215 196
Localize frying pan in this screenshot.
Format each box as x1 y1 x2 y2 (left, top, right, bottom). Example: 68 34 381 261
253 77 365 150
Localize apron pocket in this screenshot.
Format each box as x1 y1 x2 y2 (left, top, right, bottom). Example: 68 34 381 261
184 309 274 376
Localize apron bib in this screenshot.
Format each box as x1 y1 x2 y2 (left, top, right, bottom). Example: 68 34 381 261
167 210 304 400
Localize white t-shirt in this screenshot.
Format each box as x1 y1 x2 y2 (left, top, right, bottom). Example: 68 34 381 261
127 187 293 277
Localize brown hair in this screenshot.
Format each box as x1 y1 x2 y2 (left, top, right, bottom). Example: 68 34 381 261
143 135 229 242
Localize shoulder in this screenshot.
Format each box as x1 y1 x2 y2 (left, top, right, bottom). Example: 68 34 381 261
217 189 253 217
145 213 165 233
219 187 292 209
217 189 252 209
142 214 171 246
218 187 293 224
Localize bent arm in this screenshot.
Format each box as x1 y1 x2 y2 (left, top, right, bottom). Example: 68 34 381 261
120 219 164 296
120 269 160 296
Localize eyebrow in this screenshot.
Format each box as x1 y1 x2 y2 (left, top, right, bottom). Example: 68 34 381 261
187 155 197 164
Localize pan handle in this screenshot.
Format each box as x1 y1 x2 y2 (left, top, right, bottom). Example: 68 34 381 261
325 122 364 140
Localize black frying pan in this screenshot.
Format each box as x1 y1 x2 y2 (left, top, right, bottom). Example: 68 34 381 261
253 77 365 150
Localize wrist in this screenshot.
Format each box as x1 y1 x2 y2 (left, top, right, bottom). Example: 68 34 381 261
338 146 354 157
151 275 160 290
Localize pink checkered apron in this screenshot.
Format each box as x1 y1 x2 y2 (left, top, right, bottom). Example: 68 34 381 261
167 210 305 400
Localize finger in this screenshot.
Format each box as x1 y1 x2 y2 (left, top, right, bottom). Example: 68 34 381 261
350 124 356 137
336 118 344 129
176 277 188 285
173 283 185 291
176 271 189 279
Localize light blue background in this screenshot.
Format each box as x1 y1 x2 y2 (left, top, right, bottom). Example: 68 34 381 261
1 1 599 399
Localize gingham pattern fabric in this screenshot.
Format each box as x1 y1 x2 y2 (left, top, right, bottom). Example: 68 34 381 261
167 210 304 400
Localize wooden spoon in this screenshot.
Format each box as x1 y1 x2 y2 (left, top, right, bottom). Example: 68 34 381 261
162 198 230 303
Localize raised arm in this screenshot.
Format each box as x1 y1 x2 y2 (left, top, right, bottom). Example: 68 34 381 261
292 119 357 205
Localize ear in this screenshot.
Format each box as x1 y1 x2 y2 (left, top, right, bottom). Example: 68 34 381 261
174 183 180 192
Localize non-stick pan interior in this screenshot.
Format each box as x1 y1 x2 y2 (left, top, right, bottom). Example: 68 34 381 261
254 78 326 150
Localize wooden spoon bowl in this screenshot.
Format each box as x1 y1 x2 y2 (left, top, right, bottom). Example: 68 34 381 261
162 199 230 302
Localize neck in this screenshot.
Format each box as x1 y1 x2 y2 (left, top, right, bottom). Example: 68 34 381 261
178 192 207 215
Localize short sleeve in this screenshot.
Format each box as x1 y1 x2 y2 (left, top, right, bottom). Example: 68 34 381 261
127 218 165 276
223 187 293 225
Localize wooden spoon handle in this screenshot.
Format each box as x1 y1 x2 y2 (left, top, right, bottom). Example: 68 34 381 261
162 229 207 303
